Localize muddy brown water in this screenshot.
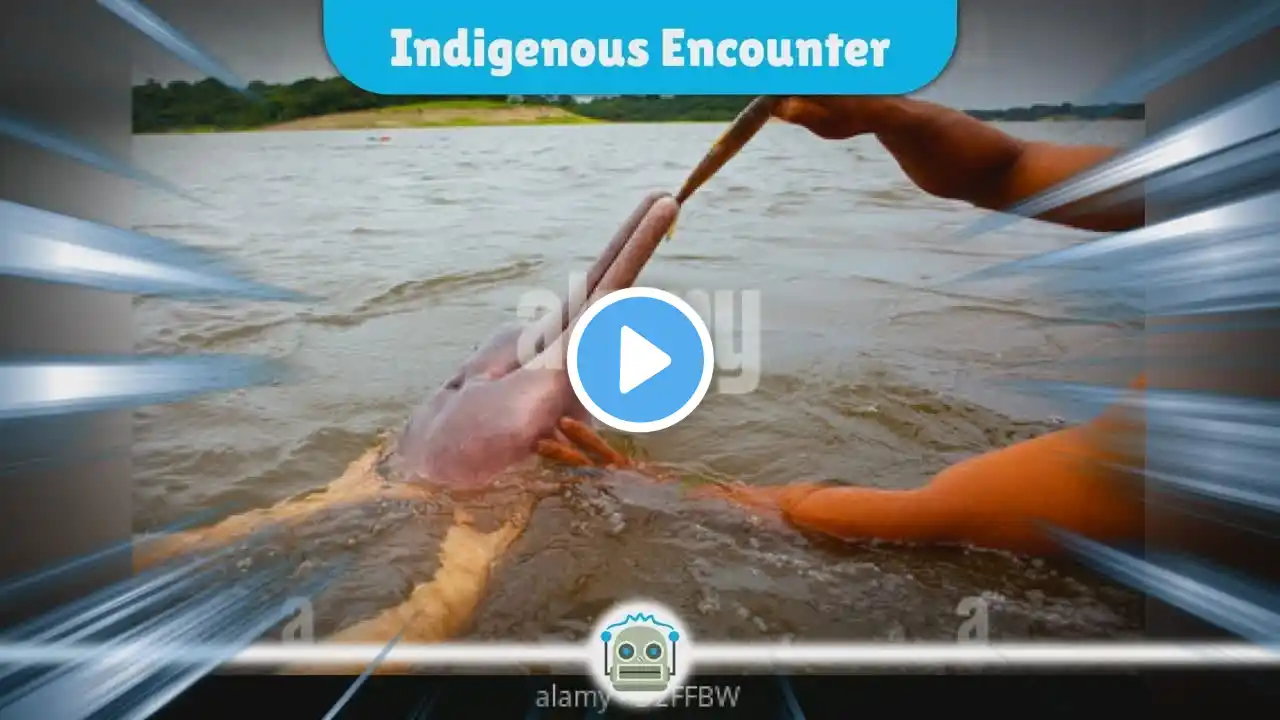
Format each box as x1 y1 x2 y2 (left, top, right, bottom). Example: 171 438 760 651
132 119 1146 643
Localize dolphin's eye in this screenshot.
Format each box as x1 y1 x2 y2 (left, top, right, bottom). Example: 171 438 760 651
444 375 464 390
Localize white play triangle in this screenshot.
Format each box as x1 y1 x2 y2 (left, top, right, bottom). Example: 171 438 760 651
618 325 671 394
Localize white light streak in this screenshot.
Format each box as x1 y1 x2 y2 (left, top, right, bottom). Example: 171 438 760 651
1 642 1278 669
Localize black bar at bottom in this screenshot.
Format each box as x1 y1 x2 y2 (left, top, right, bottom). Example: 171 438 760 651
155 671 1280 719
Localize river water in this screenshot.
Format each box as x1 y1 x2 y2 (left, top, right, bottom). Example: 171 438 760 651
132 119 1146 643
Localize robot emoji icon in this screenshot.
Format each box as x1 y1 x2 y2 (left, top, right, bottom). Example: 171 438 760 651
589 600 691 708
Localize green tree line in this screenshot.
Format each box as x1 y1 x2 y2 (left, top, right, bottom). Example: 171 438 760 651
133 76 515 132
967 102 1143 121
132 75 1143 133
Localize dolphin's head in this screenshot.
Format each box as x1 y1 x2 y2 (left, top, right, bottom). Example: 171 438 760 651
392 193 679 489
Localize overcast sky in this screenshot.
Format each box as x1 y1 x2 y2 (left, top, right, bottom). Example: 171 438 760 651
136 0 1235 107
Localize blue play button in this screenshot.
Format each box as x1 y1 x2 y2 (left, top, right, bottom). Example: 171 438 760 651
567 287 714 433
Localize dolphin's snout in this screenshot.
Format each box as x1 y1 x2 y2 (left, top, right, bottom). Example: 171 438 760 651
589 195 679 300
517 192 678 372
394 192 681 489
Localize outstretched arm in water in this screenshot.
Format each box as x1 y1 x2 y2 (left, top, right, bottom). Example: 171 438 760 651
772 96 1142 233
132 418 626 574
699 376 1148 556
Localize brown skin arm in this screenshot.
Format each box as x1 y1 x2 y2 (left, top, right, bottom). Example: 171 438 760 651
694 377 1149 555
781 425 1144 555
773 96 1143 233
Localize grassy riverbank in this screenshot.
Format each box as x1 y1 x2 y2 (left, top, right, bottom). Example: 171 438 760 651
256 99 596 132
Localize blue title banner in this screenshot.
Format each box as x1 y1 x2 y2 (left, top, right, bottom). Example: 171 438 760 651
323 0 958 95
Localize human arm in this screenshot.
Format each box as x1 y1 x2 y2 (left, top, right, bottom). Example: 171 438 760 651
774 96 1142 233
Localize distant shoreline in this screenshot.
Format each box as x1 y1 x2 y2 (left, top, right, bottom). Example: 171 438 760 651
134 102 1139 136
134 100 600 135
135 119 743 135
132 77 1145 135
